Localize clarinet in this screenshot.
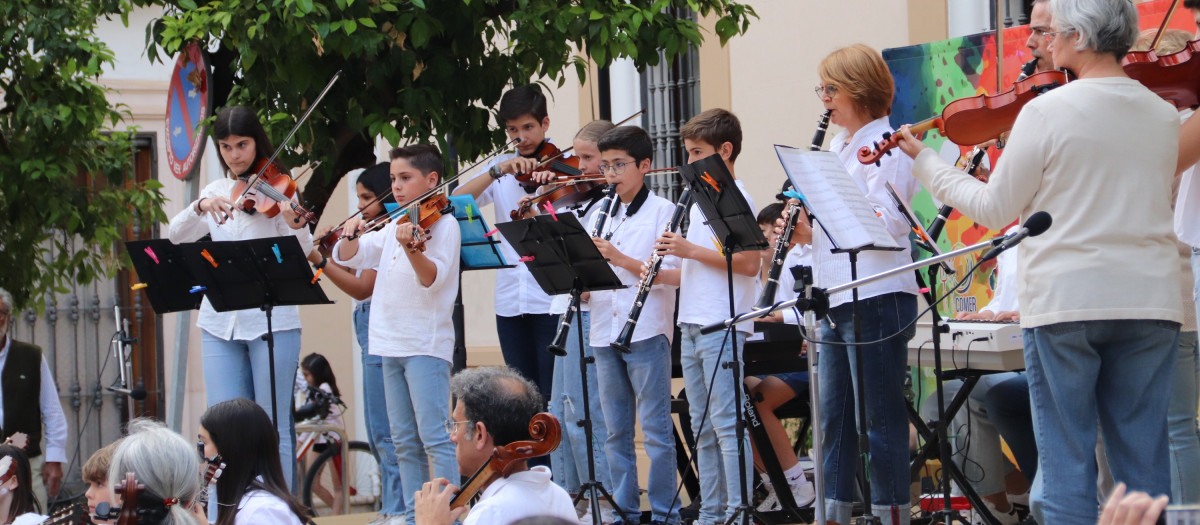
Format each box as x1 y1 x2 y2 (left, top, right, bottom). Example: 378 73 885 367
1017 57 1038 81
610 188 693 354
926 146 986 242
753 110 831 310
546 184 620 356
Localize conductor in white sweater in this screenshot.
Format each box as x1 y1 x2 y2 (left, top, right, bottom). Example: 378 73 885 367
895 1 1181 524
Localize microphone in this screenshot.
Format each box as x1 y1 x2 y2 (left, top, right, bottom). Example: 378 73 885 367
980 211 1052 262
107 386 147 401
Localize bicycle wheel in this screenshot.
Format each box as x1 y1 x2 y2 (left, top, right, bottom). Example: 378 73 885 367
301 440 381 516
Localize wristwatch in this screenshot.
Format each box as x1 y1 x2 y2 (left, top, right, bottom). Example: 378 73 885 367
489 165 503 179
313 256 328 270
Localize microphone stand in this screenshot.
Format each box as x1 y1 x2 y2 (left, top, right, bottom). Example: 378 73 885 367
109 306 137 420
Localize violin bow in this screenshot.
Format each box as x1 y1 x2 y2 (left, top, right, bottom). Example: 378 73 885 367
233 70 343 206
536 109 646 167
1151 0 1183 52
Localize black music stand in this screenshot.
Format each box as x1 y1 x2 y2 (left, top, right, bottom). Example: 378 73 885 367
496 214 625 525
679 154 769 525
125 239 204 313
178 236 333 427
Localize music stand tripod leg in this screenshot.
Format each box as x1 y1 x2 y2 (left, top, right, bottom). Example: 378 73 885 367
566 286 626 524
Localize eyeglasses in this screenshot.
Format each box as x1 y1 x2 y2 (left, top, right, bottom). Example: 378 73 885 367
1043 28 1075 44
1029 27 1053 38
444 419 470 434
814 84 838 99
598 161 634 176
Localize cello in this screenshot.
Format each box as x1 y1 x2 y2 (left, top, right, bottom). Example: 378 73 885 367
448 413 561 510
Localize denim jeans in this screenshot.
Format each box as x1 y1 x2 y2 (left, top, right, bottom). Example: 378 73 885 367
202 328 301 490
679 323 750 525
1169 330 1200 503
382 355 458 524
593 334 679 524
355 302 405 516
982 373 1037 482
496 313 558 407
551 312 612 495
1024 320 1178 525
818 292 916 525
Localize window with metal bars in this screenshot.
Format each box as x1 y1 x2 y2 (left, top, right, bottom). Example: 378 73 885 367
639 9 700 207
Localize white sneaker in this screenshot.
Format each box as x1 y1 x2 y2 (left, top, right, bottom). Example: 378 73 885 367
970 500 1021 525
366 513 390 525
756 479 816 511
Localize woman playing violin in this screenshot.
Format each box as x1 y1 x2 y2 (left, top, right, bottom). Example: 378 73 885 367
896 1 1181 522
166 105 312 489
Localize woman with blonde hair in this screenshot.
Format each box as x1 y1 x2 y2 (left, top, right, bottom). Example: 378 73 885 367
794 43 919 525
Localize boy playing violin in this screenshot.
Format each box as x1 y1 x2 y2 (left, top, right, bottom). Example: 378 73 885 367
334 144 460 523
453 85 562 409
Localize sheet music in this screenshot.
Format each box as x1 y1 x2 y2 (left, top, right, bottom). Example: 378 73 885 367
774 146 901 251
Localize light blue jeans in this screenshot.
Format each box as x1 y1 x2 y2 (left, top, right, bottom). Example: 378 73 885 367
593 334 679 524
1024 320 1178 525
381 355 457 524
354 302 404 516
551 312 612 495
679 323 750 525
202 328 300 491
818 292 916 525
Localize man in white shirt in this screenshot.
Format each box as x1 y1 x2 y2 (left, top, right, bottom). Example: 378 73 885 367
413 367 576 525
0 288 68 508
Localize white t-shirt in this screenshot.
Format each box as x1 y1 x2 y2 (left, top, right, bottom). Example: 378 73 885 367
1175 109 1200 247
334 213 461 362
462 466 577 525
166 177 313 341
776 244 813 326
234 489 303 525
587 191 680 346
912 77 1183 327
469 153 554 316
676 180 761 333
979 226 1020 315
815 117 921 308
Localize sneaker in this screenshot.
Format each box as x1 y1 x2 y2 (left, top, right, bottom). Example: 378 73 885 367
969 500 1022 525
365 513 390 525
756 479 816 511
757 487 781 512
578 506 594 525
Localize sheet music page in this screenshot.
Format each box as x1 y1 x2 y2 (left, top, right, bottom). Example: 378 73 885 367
774 146 901 251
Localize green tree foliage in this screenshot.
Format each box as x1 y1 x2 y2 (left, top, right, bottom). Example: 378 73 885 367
147 0 755 219
0 1 167 311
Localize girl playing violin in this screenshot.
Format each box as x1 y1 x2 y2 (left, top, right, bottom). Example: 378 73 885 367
0 446 44 525
166 105 313 489
199 399 309 525
333 144 460 523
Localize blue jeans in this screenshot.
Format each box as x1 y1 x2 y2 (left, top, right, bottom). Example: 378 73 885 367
1169 330 1200 503
924 373 1022 496
818 292 916 525
202 328 300 490
679 323 750 525
382 355 457 524
496 313 558 406
1024 320 1178 525
355 302 404 516
982 373 1037 482
551 312 612 494
593 334 678 524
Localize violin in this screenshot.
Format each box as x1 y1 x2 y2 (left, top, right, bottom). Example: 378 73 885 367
1124 38 1200 109
857 69 1071 165
448 413 561 510
511 141 584 191
509 174 607 220
113 473 143 525
230 158 317 224
39 503 92 525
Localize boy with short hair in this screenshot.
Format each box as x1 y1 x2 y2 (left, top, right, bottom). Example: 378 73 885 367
335 144 460 524
654 108 761 525
453 85 559 404
83 440 120 525
588 126 681 525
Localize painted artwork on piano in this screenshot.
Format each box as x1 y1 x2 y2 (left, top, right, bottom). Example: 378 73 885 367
880 0 1195 317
